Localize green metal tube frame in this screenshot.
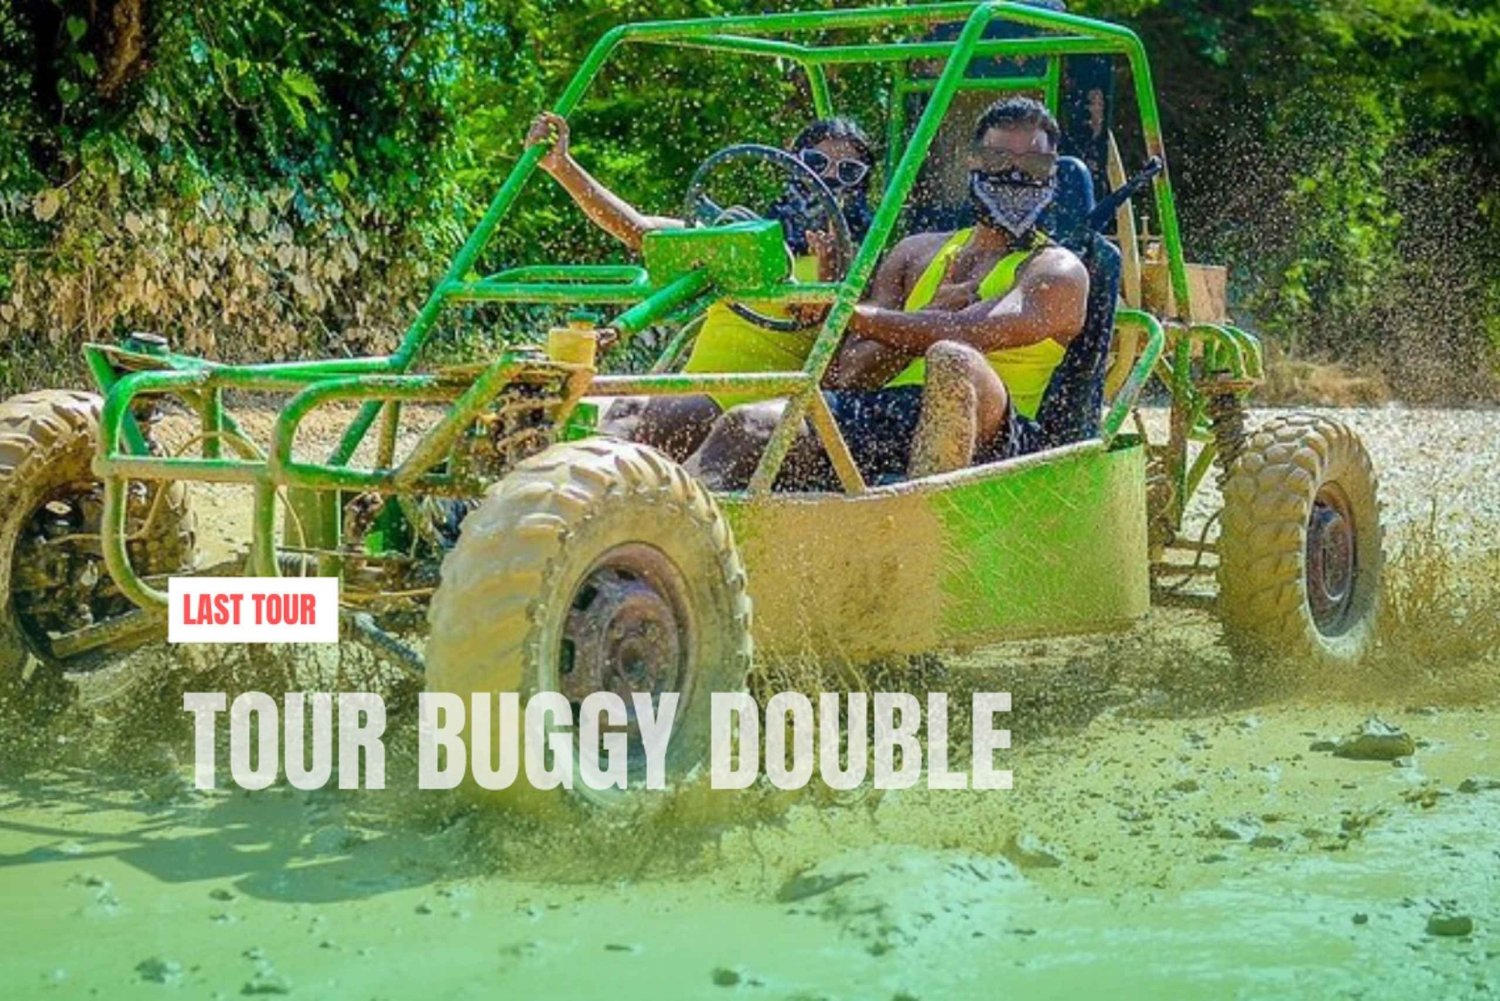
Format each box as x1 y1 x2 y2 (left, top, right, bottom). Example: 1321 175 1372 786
1101 309 1166 445
93 1 1215 606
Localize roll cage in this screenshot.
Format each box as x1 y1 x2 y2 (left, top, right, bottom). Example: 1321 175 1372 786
87 1 1264 613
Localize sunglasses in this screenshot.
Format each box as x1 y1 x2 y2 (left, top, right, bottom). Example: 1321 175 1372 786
969 148 1058 185
797 147 871 188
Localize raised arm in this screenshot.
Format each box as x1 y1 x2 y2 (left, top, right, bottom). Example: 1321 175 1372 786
845 246 1088 355
526 112 682 253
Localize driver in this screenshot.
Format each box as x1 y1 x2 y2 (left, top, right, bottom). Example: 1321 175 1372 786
687 97 1088 488
524 112 875 460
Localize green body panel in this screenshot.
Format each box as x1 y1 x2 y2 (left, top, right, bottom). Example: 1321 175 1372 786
722 438 1148 661
641 221 791 293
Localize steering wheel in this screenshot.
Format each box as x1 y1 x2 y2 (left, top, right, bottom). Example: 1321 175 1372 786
680 144 854 332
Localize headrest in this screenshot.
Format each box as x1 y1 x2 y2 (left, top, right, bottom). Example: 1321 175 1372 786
1046 156 1096 247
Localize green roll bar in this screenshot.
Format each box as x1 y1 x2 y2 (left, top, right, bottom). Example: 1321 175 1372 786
94 1 1208 607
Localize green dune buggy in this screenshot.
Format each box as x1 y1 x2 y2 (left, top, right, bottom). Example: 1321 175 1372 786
0 2 1381 804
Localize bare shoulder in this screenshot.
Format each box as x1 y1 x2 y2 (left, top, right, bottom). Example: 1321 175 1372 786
1024 244 1089 288
891 229 956 265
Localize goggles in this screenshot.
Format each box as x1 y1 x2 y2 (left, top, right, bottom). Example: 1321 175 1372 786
797 147 871 188
968 148 1058 187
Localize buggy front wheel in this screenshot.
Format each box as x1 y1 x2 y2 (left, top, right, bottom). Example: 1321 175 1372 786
425 438 753 815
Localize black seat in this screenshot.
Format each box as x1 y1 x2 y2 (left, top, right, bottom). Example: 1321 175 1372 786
1043 155 1096 246
1034 230 1121 447
1033 156 1122 448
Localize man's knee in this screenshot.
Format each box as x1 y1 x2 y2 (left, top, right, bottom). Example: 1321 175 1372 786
924 339 1007 415
924 339 987 377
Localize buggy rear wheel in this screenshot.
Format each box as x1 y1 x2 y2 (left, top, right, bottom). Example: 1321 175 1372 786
1217 413 1382 672
0 390 196 688
425 438 752 815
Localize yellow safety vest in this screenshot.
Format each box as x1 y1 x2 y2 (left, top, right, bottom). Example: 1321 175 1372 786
682 255 821 410
886 228 1066 420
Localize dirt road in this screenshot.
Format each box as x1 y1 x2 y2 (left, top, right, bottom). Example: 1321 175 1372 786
0 406 1496 1000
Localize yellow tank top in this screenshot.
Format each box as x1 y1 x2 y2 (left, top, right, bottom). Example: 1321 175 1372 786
683 255 821 410
886 229 1067 420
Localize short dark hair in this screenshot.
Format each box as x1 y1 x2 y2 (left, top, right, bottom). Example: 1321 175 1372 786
791 117 875 166
972 96 1060 151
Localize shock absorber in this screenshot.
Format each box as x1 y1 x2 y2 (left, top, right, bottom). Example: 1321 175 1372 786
1202 374 1252 488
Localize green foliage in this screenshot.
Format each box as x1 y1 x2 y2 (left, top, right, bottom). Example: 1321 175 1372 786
1082 0 1500 397
0 0 1496 399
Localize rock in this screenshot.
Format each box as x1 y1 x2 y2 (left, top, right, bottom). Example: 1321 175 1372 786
776 870 865 903
242 971 292 995
1334 718 1416 761
1250 834 1286 849
1353 913 1369 925
1426 912 1474 937
1392 756 1415 768
1002 832 1067 869
711 968 741 987
1209 815 1261 841
1457 776 1500 793
136 957 182 984
307 824 363 854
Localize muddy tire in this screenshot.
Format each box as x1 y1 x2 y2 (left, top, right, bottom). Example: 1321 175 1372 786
426 438 752 814
1218 413 1382 672
0 390 196 686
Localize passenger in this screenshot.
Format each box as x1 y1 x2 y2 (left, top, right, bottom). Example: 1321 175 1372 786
688 97 1087 488
523 112 875 460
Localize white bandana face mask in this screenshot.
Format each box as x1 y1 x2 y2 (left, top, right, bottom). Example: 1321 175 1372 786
969 169 1057 238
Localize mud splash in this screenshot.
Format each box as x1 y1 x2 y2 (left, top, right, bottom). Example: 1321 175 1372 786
1 407 1497 999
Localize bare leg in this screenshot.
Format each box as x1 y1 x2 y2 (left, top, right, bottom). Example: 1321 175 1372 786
685 400 833 491
600 394 721 463
908 341 1008 478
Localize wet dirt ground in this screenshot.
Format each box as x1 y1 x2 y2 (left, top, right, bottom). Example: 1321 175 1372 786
0 405 1497 1000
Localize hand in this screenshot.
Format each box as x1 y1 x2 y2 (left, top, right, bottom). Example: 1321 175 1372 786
789 302 831 329
525 111 570 173
925 279 979 312
806 226 846 282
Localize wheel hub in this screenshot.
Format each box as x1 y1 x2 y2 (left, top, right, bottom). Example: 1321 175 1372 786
1306 485 1357 635
10 481 163 664
560 545 689 733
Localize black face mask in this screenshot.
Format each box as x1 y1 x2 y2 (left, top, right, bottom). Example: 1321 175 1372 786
969 168 1057 238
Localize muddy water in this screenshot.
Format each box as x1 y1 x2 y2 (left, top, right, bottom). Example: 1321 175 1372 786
1 407 1497 1000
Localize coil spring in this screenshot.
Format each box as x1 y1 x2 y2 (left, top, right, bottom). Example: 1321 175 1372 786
1206 386 1248 489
